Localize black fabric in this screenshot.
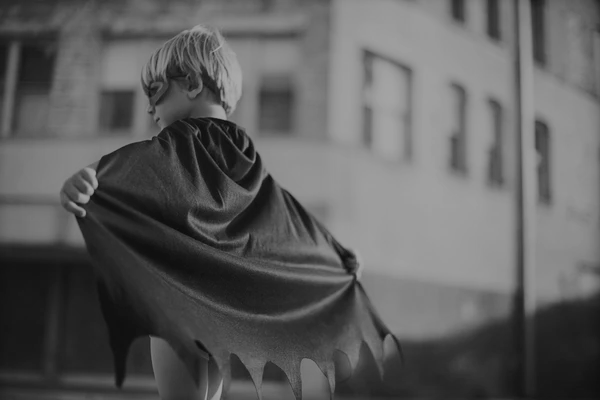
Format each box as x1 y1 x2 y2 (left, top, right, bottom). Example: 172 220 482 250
77 117 402 400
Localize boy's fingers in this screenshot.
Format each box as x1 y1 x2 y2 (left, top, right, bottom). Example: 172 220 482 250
73 178 95 196
63 199 86 218
64 185 91 204
60 190 85 217
69 202 87 218
80 167 98 189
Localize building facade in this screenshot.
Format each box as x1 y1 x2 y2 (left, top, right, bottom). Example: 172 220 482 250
0 0 599 398
327 0 600 332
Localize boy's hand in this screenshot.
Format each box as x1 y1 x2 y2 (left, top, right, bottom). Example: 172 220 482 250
345 248 364 281
60 165 98 218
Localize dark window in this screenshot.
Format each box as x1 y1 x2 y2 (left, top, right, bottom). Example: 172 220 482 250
487 0 501 40
0 42 7 80
13 42 56 135
363 104 373 149
99 90 135 133
0 42 7 129
258 76 294 134
451 0 466 23
487 99 504 186
531 0 546 64
535 120 551 204
449 83 467 173
260 0 274 11
18 43 55 85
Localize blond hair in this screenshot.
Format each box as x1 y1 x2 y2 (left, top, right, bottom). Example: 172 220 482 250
141 24 242 115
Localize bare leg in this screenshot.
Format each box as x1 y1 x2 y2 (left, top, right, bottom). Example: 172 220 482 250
150 336 222 400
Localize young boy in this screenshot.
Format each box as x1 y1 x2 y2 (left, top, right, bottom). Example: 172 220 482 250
61 24 238 400
61 25 393 400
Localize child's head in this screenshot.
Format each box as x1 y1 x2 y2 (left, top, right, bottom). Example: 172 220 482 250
141 24 242 129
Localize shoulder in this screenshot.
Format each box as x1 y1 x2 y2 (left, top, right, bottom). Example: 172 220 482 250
96 135 171 178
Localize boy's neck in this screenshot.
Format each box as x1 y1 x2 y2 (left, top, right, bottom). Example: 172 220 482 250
191 104 227 121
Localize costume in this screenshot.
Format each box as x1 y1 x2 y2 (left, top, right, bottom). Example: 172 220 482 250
77 118 402 400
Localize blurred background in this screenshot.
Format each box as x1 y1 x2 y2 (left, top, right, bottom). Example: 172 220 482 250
0 0 599 399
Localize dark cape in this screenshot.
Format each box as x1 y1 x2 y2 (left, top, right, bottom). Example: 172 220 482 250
77 118 402 400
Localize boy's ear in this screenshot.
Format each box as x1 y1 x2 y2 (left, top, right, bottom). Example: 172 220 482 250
186 80 203 99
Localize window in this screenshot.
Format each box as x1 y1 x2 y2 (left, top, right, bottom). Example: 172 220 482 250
487 99 504 186
258 75 294 134
260 0 274 11
0 40 57 138
451 0 466 23
362 51 412 162
535 120 551 204
449 83 467 173
98 90 135 133
100 40 162 137
594 30 600 96
14 43 55 136
565 11 593 90
0 43 7 129
531 0 546 65
486 0 501 40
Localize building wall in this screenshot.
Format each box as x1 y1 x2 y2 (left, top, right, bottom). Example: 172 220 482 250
327 0 600 319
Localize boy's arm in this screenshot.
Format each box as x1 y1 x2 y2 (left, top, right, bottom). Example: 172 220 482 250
59 161 100 218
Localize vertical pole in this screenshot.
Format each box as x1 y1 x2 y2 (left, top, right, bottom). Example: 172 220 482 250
513 0 537 397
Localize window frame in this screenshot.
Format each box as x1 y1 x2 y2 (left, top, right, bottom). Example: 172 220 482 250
450 0 467 24
257 74 296 136
531 0 547 65
97 89 137 136
449 82 468 174
535 119 552 205
594 29 600 96
487 98 504 186
362 49 414 163
0 38 58 139
486 0 501 41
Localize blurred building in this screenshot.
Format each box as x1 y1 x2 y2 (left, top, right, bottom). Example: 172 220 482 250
0 0 599 399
